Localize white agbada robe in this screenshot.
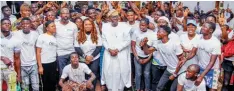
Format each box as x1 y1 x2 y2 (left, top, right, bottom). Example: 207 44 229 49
101 22 132 91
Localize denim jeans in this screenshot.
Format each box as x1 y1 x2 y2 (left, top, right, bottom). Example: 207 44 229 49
156 70 178 91
151 65 166 91
222 59 234 91
21 64 39 91
134 57 151 90
57 54 71 76
86 58 100 90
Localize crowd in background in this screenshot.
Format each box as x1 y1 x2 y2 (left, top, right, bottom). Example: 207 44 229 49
1 1 234 91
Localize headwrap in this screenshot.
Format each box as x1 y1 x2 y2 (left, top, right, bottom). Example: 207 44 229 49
107 9 119 17
158 16 171 28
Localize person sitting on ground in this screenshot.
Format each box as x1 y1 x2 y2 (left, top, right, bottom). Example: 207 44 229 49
59 52 96 91
177 64 206 91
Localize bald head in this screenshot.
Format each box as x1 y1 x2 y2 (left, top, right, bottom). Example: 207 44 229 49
188 64 200 74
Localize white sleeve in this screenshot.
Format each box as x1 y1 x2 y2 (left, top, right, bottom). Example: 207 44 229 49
74 34 80 47
211 41 221 55
73 25 78 46
36 36 43 48
178 74 185 85
116 30 131 51
97 34 103 46
175 42 183 55
83 64 92 74
13 39 21 53
131 31 137 42
102 31 110 50
61 66 69 79
196 79 207 91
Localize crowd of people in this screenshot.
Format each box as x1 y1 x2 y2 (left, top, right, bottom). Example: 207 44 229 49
1 1 234 91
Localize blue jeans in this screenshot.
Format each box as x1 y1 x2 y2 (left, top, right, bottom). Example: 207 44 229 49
134 57 151 90
151 65 166 91
21 64 39 91
57 54 71 76
156 70 178 91
86 58 100 90
99 46 105 77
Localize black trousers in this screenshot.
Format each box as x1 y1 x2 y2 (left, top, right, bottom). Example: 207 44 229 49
41 61 57 91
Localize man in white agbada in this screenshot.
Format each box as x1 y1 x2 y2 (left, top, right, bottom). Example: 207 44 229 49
101 9 132 91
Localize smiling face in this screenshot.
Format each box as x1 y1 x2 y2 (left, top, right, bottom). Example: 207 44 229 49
157 19 168 27
187 24 196 35
88 9 96 20
60 8 70 22
201 23 211 35
83 19 93 33
110 15 119 27
127 11 135 22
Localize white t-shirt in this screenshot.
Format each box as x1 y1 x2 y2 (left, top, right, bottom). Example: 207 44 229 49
36 33 57 63
0 33 20 68
13 30 39 66
61 63 92 83
55 21 78 56
178 73 206 91
1 15 17 24
147 32 166 66
197 36 221 69
74 33 102 61
132 29 156 57
36 24 44 35
176 30 187 37
153 39 183 73
126 21 140 36
179 34 201 73
176 16 184 32
169 32 181 45
212 24 222 40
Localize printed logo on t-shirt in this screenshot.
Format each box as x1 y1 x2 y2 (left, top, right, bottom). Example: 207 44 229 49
49 42 57 47
67 29 73 31
1 44 13 51
22 42 33 46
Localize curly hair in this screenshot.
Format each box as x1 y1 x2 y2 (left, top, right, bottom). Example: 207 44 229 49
77 18 98 44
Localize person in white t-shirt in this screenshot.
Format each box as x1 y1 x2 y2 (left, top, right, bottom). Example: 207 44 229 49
157 16 181 44
74 18 102 90
36 21 57 91
55 8 78 75
131 18 153 91
0 18 21 91
59 52 96 91
195 22 221 90
13 17 40 91
179 20 200 74
141 25 186 91
177 64 206 91
37 11 59 35
206 15 222 40
1 6 17 24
